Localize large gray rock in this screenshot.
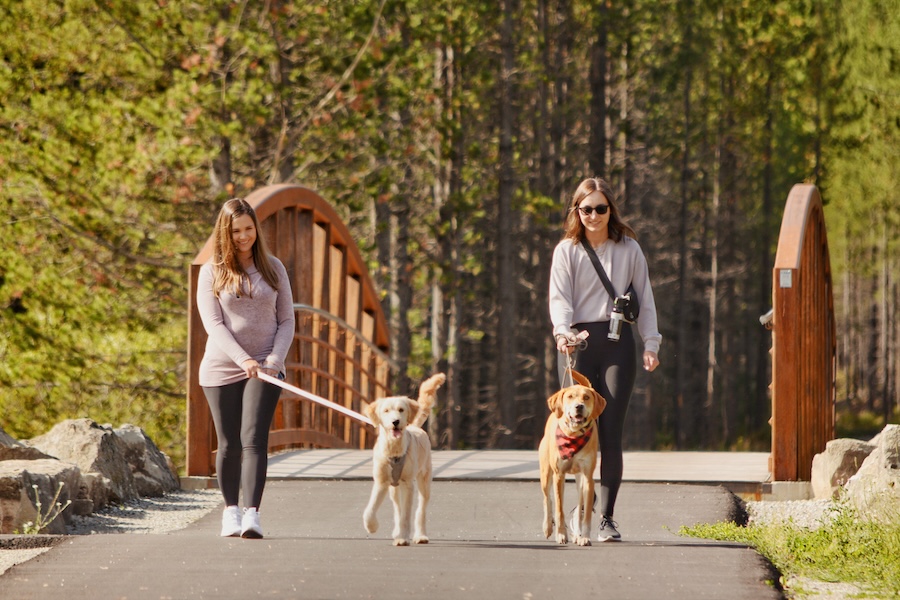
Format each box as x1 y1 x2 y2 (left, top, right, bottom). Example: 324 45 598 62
0 446 56 462
0 425 20 448
810 438 875 499
0 459 81 534
0 425 56 462
845 424 900 520
114 424 180 496
26 419 139 504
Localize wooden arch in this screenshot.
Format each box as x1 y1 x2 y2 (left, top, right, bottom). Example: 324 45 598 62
186 185 391 477
770 184 836 481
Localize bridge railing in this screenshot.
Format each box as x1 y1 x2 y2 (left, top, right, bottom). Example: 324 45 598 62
269 304 394 451
186 185 391 477
769 184 836 481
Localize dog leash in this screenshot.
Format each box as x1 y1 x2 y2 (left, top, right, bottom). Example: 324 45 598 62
257 372 374 427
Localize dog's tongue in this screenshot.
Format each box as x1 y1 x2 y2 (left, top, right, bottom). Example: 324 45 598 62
391 429 402 438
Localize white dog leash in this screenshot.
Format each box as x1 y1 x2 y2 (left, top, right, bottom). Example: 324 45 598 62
257 372 374 427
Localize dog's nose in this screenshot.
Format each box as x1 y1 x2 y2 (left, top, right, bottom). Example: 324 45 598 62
392 420 400 428
574 404 585 415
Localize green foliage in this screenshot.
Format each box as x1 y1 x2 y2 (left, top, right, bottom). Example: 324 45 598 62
836 409 891 441
682 500 900 597
0 0 894 457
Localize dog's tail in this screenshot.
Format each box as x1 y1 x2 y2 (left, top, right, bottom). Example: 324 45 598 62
412 373 445 428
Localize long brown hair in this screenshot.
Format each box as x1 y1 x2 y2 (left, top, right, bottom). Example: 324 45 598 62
562 177 637 243
211 198 280 298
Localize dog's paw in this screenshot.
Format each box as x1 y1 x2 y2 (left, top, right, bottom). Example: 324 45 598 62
543 517 555 539
575 535 592 547
363 512 379 534
393 538 410 547
413 535 429 544
556 532 568 545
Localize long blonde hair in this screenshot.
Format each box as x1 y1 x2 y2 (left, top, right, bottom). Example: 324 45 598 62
563 177 637 243
211 198 280 298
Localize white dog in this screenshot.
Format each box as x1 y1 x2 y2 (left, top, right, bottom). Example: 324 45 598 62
363 373 445 546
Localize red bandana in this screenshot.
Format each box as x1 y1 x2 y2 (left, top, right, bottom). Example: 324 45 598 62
556 421 594 460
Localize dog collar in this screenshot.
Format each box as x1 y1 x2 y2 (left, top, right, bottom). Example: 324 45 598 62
555 421 594 460
390 454 407 486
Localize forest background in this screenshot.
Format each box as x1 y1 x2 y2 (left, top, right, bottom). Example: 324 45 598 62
1 0 897 470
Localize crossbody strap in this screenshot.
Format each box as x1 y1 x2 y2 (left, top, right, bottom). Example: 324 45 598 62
580 237 619 298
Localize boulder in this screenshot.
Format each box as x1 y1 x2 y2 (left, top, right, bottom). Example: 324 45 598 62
810 438 875 499
0 424 62 470
26 419 139 504
0 459 81 534
0 446 56 462
0 425 20 448
845 424 900 521
114 424 180 496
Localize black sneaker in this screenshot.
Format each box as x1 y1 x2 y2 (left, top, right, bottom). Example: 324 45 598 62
597 515 621 542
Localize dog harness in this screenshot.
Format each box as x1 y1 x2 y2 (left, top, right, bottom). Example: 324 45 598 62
389 454 406 486
556 421 595 460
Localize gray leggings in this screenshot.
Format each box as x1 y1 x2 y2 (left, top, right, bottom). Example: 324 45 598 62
203 378 281 508
563 320 636 519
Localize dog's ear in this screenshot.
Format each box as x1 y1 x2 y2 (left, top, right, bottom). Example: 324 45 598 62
589 390 607 420
570 369 592 388
405 399 421 423
547 391 564 418
364 399 380 422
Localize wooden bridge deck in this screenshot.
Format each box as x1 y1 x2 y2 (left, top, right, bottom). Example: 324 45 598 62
256 449 798 501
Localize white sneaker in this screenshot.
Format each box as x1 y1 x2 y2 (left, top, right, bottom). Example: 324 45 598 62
241 507 263 539
220 506 241 537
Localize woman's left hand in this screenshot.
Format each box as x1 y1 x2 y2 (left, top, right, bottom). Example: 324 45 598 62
642 351 659 372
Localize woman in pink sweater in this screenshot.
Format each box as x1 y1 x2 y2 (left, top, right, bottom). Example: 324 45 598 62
197 198 295 539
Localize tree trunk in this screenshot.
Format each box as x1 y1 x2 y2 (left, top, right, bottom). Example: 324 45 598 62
757 71 774 432
497 0 519 447
675 62 692 448
589 0 608 177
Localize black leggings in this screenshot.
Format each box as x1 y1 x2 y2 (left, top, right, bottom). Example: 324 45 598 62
567 321 636 519
203 378 281 508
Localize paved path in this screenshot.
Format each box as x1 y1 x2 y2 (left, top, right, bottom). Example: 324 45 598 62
267 448 771 488
0 450 784 600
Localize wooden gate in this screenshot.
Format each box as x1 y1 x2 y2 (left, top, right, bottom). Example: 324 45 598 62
186 185 392 477
769 184 836 481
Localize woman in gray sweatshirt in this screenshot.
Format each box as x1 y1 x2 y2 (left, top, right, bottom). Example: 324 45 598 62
549 177 661 543
197 198 295 539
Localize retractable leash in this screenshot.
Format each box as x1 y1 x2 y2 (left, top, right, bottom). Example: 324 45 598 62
560 330 590 388
257 371 374 427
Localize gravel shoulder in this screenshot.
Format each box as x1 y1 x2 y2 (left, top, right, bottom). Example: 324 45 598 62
0 488 221 576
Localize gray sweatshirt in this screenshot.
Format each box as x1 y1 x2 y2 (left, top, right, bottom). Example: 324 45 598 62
549 236 662 354
197 257 295 387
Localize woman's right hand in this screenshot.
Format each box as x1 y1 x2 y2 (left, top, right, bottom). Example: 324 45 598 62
556 334 576 355
242 359 260 378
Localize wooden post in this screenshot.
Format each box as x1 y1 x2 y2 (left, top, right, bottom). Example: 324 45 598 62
770 184 835 481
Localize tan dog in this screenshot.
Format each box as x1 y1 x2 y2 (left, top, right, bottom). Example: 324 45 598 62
538 370 606 546
363 373 446 546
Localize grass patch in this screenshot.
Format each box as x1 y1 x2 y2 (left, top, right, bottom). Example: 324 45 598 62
681 500 900 598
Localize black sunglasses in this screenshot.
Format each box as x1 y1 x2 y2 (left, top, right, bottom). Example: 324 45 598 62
577 204 610 216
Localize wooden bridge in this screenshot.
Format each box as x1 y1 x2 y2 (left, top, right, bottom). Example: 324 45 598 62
185 183 835 482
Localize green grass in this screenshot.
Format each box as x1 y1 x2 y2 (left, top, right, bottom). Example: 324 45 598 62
681 500 900 598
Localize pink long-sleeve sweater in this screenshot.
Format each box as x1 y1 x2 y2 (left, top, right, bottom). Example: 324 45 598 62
197 257 295 387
